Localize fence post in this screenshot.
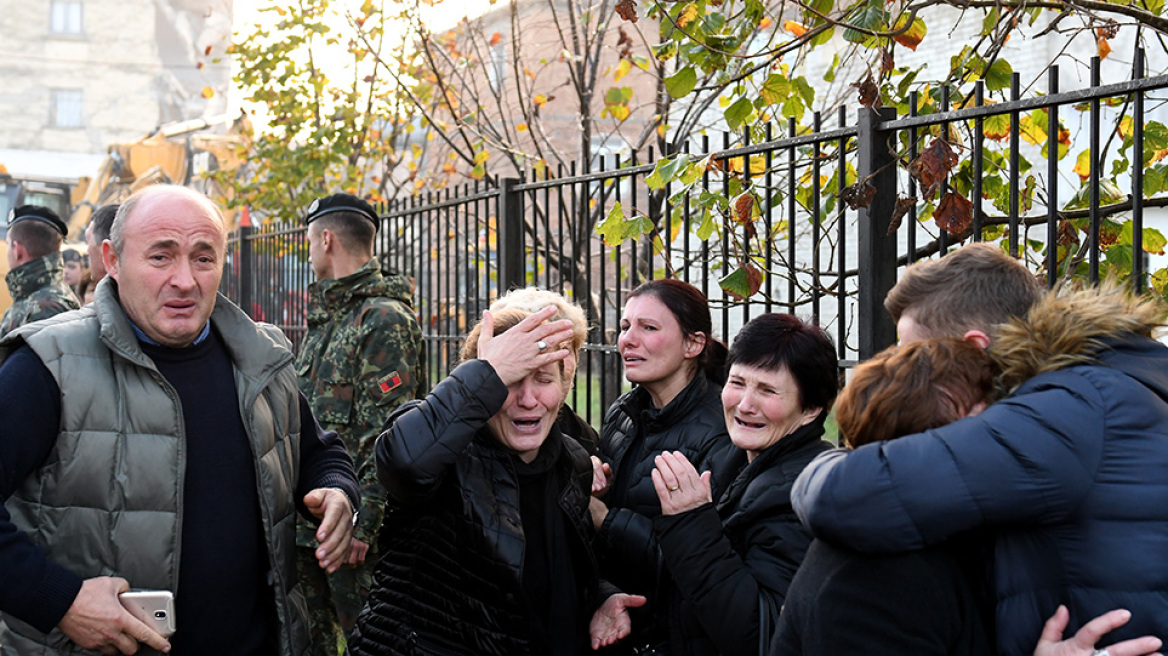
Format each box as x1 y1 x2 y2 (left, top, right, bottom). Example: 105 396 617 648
498 177 524 292
239 207 254 320
857 107 898 360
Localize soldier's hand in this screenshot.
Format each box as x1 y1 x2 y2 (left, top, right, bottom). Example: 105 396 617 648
58 577 171 654
347 538 370 566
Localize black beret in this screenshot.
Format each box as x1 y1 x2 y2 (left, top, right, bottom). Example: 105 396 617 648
9 205 67 236
62 249 82 263
304 194 379 230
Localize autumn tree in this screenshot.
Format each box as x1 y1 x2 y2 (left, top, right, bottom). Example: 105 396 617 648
212 0 417 223
600 0 1168 300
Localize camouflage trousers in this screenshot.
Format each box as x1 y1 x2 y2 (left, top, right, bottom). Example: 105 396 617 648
295 545 376 656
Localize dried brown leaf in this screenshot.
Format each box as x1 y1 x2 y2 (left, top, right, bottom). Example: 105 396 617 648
888 195 917 235
933 192 973 235
908 139 959 198
852 71 881 109
840 179 877 210
734 194 754 224
880 49 895 76
616 0 638 22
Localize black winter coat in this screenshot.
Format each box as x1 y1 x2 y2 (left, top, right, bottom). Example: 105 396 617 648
596 373 736 652
793 288 1168 655
347 360 600 656
770 537 993 656
652 419 832 656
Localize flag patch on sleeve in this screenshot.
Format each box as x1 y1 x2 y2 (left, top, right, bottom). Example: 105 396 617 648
377 371 403 394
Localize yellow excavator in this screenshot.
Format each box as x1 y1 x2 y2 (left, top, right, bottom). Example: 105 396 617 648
0 112 247 314
67 112 248 239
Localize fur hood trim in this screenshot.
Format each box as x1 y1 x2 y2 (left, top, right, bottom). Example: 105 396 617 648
991 282 1167 393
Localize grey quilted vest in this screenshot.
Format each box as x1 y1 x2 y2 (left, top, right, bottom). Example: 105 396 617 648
0 281 309 656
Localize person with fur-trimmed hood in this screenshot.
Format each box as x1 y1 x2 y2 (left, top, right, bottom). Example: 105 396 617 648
792 244 1168 656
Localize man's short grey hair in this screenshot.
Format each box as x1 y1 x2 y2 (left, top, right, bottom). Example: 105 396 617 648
110 185 225 255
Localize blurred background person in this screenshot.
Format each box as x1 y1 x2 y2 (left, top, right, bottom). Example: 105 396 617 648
590 278 736 654
76 271 96 305
1 205 79 337
86 202 119 283
61 249 86 296
348 304 644 655
650 313 838 656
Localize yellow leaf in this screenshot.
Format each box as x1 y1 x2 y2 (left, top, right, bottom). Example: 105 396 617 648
615 59 632 82
1073 149 1092 182
1118 115 1134 140
534 94 548 108
490 32 502 46
517 123 528 131
759 17 772 29
677 3 699 29
474 150 490 165
201 86 214 99
783 20 806 37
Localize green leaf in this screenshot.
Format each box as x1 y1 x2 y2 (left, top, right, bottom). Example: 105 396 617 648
596 202 653 246
1143 121 1168 166
793 76 815 105
843 1 886 44
984 58 1014 92
759 74 791 106
724 96 754 130
645 155 690 191
982 8 1000 35
809 25 835 47
1122 221 1168 255
665 67 698 98
652 40 678 61
719 264 763 301
824 53 840 83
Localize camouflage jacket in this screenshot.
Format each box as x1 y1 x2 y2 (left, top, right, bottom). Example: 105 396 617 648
295 258 423 546
0 252 80 338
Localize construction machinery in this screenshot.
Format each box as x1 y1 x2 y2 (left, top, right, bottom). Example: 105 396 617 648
66 111 248 239
0 112 247 314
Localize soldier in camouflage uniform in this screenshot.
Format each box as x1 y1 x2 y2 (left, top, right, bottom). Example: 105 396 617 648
0 206 80 338
295 194 423 655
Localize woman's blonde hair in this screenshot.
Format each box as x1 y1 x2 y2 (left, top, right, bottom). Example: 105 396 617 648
460 294 589 383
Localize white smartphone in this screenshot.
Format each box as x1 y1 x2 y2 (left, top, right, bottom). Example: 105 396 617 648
118 590 176 638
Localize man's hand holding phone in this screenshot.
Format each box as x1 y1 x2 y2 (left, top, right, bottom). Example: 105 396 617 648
57 576 172 654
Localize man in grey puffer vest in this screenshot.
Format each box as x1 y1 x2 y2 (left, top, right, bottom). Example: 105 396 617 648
0 185 360 656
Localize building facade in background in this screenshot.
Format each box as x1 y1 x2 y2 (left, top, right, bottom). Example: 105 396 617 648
0 0 235 182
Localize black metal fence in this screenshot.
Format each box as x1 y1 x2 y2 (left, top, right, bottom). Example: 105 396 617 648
224 55 1168 428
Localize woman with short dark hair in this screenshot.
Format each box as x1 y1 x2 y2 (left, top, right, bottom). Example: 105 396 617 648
646 313 839 656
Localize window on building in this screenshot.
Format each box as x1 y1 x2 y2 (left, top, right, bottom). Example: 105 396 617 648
50 89 84 128
50 1 83 35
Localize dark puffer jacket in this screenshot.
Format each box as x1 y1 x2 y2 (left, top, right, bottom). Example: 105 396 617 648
596 373 735 651
653 419 832 656
347 359 600 656
793 286 1168 656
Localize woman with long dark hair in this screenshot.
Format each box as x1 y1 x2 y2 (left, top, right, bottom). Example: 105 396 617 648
589 279 735 654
